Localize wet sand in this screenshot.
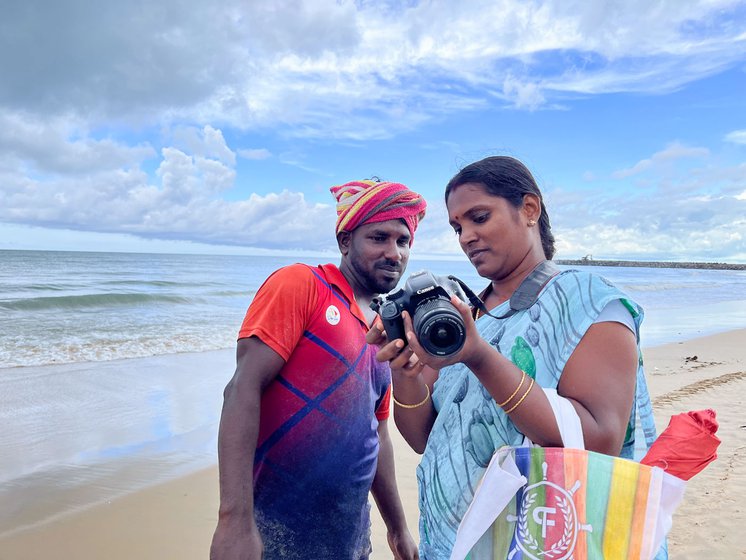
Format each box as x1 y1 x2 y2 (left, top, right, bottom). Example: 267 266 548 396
1 329 744 559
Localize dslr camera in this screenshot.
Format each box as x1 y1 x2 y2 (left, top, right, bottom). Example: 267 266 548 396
370 270 468 357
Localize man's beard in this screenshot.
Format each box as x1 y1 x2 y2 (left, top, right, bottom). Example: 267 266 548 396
352 257 401 295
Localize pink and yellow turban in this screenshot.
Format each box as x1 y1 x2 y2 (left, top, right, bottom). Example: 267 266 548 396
330 180 427 244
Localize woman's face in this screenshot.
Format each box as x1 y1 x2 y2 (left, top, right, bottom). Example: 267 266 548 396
447 182 533 280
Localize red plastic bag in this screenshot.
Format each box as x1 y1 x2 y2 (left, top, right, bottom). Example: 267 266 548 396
640 409 720 481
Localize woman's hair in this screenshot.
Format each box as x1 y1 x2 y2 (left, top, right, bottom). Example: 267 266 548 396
445 156 556 260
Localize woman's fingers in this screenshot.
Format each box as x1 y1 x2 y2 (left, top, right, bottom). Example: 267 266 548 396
451 294 473 321
374 338 404 362
401 311 426 358
394 348 425 378
402 309 466 370
373 336 425 377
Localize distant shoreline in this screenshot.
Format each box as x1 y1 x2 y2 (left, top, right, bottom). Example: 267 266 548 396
556 259 746 271
2 248 745 270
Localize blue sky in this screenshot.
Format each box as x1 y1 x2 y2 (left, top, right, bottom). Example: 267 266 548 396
1 0 745 262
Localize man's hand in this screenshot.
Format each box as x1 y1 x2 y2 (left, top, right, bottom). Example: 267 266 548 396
210 518 263 560
387 529 419 560
366 316 389 346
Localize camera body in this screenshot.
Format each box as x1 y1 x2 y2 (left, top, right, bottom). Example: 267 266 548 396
370 270 467 357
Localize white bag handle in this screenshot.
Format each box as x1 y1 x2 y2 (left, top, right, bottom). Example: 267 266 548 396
543 388 585 450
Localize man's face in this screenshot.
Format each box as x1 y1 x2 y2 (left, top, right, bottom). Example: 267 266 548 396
344 219 411 295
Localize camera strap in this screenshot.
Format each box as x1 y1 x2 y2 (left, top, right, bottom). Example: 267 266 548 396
448 260 561 321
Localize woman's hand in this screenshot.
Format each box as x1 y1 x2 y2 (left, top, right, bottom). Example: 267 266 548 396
369 313 442 453
386 340 427 379
369 317 426 379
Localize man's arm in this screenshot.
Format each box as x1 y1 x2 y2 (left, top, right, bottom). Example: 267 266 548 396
370 419 419 560
210 336 285 560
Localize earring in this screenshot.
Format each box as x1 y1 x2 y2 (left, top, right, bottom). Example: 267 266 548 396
528 219 536 227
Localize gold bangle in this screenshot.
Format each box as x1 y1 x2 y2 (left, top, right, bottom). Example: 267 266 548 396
497 370 526 407
504 377 534 414
392 384 431 409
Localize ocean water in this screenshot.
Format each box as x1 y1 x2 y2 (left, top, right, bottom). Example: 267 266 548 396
1 249 745 534
2 250 746 368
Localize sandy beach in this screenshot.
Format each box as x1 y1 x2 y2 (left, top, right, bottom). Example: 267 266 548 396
1 329 744 559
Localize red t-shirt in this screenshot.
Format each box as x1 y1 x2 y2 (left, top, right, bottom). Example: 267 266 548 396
239 263 391 558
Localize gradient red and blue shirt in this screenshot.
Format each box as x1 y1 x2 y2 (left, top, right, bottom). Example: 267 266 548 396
238 263 391 559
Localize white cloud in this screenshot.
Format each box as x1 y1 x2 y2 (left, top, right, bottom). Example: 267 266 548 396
1 1 744 139
170 125 236 166
725 129 746 144
0 124 336 250
0 113 155 175
1 1 746 259
546 153 746 261
554 218 746 262
3 130 745 259
238 148 272 160
612 142 710 179
502 76 546 110
415 165 746 261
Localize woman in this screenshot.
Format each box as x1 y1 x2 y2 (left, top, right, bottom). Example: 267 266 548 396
370 156 660 559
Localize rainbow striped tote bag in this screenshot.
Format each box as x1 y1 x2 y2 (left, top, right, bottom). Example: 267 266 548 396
451 447 686 560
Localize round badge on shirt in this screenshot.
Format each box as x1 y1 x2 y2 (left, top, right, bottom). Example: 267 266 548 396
326 305 340 325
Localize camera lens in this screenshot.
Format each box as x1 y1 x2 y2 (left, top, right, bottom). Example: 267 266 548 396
412 299 466 356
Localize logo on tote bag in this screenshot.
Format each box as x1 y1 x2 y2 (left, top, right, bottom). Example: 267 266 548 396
507 462 592 560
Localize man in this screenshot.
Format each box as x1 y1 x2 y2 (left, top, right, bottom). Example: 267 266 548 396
210 180 426 560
